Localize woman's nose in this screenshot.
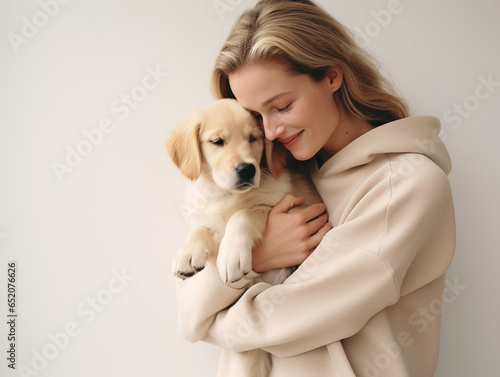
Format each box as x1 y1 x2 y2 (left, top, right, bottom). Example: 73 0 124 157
262 116 284 141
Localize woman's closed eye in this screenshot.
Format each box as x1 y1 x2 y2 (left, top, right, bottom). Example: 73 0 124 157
277 103 292 112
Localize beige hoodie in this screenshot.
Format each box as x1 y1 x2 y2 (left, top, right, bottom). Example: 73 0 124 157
175 116 456 377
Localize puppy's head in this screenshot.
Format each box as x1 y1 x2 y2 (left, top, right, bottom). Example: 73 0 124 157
166 99 287 193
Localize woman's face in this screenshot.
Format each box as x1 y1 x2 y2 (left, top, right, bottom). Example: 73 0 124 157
228 60 344 161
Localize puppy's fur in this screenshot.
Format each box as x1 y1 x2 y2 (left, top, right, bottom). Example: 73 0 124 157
166 98 321 377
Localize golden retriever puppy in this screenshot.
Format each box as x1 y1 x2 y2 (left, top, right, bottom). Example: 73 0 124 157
166 98 321 284
166 99 322 377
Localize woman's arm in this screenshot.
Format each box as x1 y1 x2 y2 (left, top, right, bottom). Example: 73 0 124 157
175 196 330 341
176 157 455 357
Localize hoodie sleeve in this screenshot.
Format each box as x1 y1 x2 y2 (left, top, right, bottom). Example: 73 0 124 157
175 154 455 358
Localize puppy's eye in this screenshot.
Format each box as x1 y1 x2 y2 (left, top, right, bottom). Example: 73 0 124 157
249 135 260 143
210 139 224 146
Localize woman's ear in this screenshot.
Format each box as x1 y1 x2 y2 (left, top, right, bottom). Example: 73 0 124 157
264 139 288 178
165 115 203 181
326 66 343 93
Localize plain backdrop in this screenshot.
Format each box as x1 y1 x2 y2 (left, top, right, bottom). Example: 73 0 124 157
1 1 499 376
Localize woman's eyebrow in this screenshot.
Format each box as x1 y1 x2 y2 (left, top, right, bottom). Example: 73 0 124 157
262 91 292 107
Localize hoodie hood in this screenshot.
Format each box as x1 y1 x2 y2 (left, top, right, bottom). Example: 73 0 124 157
313 116 452 177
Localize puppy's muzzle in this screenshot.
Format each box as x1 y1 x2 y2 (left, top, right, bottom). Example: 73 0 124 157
235 163 256 187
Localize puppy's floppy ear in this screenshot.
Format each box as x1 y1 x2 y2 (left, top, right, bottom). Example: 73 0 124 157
165 115 203 181
264 139 288 178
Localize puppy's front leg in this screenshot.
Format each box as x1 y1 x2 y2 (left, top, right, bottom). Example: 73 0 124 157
217 208 269 284
173 227 215 279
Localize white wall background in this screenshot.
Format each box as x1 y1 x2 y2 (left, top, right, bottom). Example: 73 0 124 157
0 1 498 376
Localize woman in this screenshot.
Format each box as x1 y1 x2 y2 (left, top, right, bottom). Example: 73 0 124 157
176 1 455 376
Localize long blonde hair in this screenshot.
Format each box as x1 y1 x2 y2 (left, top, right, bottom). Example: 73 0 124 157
210 0 409 127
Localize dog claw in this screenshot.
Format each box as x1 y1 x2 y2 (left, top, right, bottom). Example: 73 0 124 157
174 271 194 279
217 253 252 284
174 265 206 279
229 270 252 283
172 248 208 280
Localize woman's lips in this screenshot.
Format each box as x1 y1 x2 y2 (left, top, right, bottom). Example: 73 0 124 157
278 131 303 149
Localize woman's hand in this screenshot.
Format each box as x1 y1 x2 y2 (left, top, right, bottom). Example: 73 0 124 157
252 194 333 273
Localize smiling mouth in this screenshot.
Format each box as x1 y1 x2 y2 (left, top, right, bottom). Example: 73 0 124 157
277 131 303 148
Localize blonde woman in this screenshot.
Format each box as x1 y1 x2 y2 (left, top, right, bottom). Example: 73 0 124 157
176 1 455 376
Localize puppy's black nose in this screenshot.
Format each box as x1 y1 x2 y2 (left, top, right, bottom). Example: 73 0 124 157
236 163 256 181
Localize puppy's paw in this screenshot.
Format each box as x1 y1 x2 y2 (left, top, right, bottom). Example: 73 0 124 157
172 248 207 279
217 238 252 284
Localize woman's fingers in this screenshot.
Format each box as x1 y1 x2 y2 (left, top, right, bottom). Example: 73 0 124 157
271 194 306 214
300 202 328 223
273 194 327 222
252 193 333 272
306 211 330 235
307 221 333 251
